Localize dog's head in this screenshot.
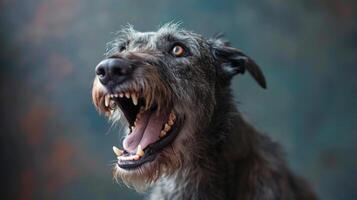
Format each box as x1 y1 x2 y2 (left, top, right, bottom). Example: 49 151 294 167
92 23 266 191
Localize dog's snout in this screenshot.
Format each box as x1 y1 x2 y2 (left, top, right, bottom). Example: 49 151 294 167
95 58 132 85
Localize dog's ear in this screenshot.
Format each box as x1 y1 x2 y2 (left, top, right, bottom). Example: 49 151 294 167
209 38 267 89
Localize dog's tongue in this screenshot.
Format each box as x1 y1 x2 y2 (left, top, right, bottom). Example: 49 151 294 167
123 110 167 153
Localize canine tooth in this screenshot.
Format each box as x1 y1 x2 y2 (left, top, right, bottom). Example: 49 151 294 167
114 93 118 98
160 130 167 138
131 126 135 131
105 94 110 107
110 94 114 98
112 146 124 156
119 93 124 98
136 145 145 157
131 93 138 105
169 112 176 121
125 92 130 98
164 123 171 132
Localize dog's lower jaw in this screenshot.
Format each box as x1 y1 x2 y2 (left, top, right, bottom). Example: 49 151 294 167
148 113 317 200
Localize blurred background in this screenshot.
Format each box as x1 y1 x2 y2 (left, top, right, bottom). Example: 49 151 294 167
0 0 356 199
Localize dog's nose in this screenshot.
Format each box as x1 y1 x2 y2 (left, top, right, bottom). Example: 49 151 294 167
95 58 132 85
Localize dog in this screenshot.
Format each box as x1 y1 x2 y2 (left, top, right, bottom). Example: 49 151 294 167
91 23 317 200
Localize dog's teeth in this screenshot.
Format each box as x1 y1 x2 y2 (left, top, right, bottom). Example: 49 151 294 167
114 93 118 98
133 155 140 160
169 112 176 121
119 93 124 98
105 94 110 107
131 93 138 105
160 130 167 138
119 156 128 161
110 94 114 98
164 123 171 132
168 119 174 126
112 146 124 157
131 126 135 131
125 92 130 98
119 155 139 161
136 145 145 157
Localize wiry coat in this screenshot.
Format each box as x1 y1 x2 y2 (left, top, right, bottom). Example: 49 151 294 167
94 23 317 200
150 91 317 200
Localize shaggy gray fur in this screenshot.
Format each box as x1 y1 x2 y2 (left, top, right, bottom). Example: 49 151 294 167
102 23 317 200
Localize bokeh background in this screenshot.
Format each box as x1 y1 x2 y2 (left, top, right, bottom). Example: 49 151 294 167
0 0 356 199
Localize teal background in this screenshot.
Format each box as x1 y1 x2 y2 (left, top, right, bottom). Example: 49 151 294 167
0 0 356 199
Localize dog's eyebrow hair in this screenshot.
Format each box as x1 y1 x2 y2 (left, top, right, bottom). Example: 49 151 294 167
161 34 182 43
159 34 194 52
119 39 130 47
132 37 147 46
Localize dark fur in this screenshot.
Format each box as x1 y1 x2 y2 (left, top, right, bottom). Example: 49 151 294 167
92 23 317 200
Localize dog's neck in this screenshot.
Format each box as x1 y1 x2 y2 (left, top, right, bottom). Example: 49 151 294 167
149 88 258 200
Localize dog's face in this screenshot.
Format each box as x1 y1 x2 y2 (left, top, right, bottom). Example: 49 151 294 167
92 23 266 191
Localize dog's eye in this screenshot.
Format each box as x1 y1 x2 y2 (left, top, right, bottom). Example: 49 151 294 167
171 45 185 57
119 45 126 52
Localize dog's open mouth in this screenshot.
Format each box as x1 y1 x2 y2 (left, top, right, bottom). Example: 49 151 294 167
103 91 182 170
